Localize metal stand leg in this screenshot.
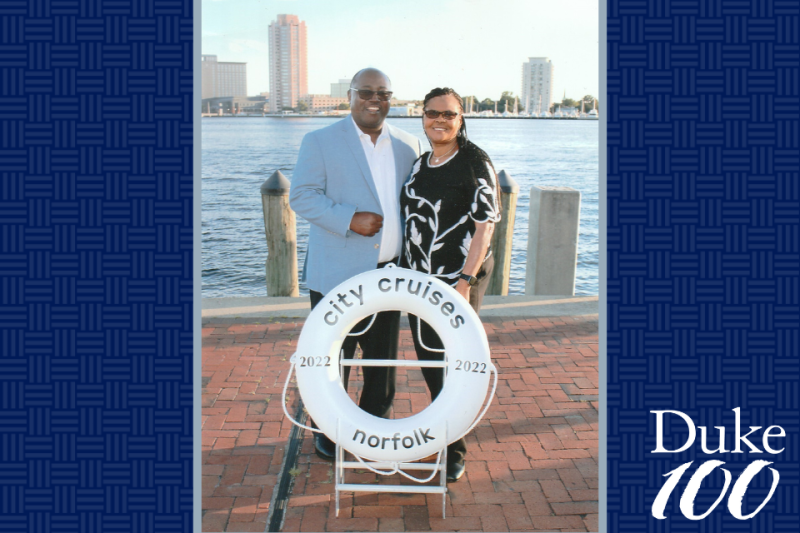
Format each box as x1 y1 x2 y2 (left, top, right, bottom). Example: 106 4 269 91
443 346 449 518
335 422 344 517
442 445 447 518
335 442 342 517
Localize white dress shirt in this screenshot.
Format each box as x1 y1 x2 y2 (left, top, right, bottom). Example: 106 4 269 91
352 117 401 262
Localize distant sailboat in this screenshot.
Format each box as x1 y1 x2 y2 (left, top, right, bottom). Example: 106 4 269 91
588 98 598 119
501 97 512 117
538 94 549 118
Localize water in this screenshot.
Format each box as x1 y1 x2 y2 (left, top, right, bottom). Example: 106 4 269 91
202 117 598 298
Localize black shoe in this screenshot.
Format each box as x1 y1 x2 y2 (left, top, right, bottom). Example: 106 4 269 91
314 433 335 461
446 459 465 483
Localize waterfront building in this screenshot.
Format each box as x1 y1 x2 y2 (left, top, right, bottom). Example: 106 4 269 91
521 57 554 116
298 94 348 112
388 105 413 116
202 55 247 99
268 14 308 113
330 79 350 98
202 96 268 115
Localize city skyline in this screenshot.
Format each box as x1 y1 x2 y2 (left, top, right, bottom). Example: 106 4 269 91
202 0 599 102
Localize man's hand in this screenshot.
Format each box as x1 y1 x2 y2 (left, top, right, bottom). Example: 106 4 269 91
350 212 383 237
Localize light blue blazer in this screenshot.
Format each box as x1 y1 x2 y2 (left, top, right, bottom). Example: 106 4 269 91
289 118 424 295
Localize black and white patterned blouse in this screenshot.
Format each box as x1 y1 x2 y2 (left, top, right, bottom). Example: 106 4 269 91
400 141 501 286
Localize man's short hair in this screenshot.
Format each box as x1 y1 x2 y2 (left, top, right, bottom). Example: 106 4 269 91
350 68 391 88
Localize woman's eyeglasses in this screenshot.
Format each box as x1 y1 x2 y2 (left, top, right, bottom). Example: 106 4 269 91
423 110 461 120
350 88 394 101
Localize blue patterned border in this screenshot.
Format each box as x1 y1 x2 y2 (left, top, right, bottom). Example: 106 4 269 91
0 1 194 531
606 0 800 531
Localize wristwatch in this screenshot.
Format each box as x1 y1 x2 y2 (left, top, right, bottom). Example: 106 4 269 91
459 273 478 286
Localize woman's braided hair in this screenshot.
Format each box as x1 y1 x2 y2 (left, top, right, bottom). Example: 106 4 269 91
421 87 500 210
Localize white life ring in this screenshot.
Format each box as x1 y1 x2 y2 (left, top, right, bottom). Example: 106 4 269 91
294 267 495 463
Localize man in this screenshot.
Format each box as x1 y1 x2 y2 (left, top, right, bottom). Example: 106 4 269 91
289 68 423 461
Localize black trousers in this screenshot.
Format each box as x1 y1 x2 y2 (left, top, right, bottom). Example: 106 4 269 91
408 254 494 464
309 260 400 419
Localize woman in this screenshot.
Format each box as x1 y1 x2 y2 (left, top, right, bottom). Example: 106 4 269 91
400 87 501 482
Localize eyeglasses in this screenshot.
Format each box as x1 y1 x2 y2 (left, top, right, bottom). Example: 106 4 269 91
349 88 393 101
423 109 461 120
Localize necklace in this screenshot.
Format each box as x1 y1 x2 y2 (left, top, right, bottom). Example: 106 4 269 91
430 143 457 164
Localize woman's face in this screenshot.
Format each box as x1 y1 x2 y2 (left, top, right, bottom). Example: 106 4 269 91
423 94 462 145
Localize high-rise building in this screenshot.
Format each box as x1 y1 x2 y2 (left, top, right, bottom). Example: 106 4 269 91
330 78 350 98
202 55 247 99
521 57 554 115
268 14 308 113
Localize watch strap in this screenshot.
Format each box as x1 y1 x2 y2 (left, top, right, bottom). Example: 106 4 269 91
459 273 478 286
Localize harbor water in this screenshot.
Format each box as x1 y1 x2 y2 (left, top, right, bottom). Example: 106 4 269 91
202 117 598 298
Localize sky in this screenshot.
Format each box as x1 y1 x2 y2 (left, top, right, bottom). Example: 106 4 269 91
202 0 599 102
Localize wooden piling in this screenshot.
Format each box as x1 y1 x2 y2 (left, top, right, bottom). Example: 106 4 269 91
261 171 299 297
486 170 519 295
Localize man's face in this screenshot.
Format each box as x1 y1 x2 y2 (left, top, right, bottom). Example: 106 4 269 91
348 71 391 131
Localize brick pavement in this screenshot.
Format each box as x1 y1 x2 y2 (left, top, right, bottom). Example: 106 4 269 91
202 315 598 532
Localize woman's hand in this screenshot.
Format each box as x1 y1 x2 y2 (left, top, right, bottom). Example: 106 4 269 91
455 279 471 301
455 221 494 303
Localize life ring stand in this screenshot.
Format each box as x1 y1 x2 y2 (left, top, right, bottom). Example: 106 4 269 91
283 267 497 463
